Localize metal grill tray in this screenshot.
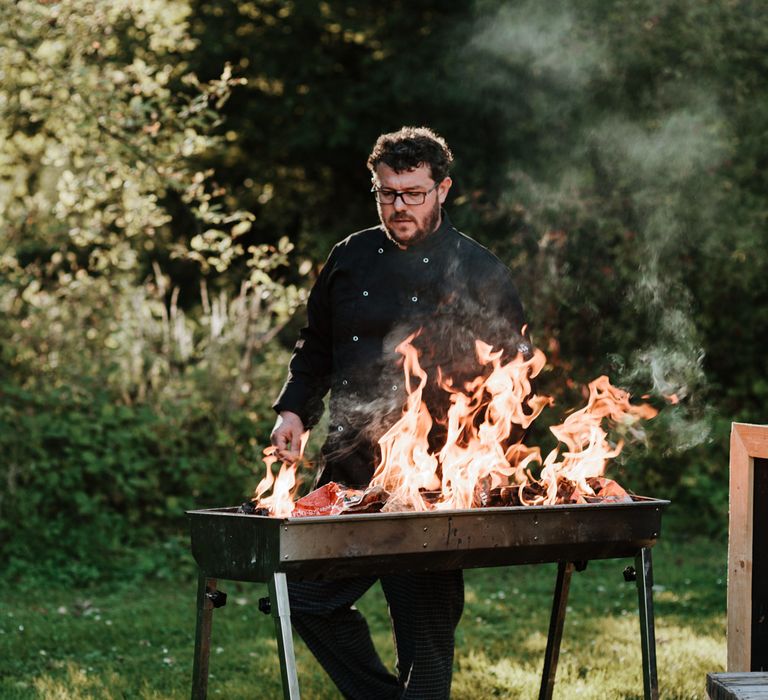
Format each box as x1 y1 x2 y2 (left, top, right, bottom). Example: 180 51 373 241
187 496 668 582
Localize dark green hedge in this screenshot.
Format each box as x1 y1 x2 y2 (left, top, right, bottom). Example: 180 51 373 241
0 380 274 584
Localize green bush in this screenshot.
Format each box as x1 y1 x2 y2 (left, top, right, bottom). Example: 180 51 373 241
0 375 282 584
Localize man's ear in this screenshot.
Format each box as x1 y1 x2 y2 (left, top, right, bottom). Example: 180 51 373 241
438 177 452 204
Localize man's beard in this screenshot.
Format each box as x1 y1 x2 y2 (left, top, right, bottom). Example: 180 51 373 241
381 200 441 248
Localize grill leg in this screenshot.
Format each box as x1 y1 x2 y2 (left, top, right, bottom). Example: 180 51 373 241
191 574 216 700
269 572 301 699
635 547 659 700
539 561 575 700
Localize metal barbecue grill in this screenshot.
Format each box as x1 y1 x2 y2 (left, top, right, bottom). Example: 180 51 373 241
188 496 668 699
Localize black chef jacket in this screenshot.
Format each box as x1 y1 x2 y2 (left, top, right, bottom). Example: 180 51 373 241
273 210 527 488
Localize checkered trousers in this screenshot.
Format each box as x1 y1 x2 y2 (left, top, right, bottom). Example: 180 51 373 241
288 570 464 699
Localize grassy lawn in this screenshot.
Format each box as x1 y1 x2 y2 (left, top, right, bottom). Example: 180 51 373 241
0 518 725 699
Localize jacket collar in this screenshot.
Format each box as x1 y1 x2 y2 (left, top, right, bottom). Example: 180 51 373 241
379 208 456 254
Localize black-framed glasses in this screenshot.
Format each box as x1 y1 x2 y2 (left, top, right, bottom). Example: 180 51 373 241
371 181 440 205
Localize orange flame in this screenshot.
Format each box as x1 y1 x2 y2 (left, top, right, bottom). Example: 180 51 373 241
252 333 660 516
435 341 550 510
253 433 310 517
532 376 658 505
371 332 441 512
369 335 657 512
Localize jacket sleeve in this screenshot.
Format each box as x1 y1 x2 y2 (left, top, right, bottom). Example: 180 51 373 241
272 246 337 428
498 269 530 357
469 250 529 358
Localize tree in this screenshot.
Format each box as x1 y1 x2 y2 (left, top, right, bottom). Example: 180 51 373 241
0 0 305 580
0 0 303 403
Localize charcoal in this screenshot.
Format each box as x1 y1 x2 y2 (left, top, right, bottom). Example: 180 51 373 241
238 500 257 514
556 479 576 502
342 499 386 514
237 500 270 516
341 485 390 514
494 486 519 507
522 483 547 504
473 477 492 508
419 490 441 505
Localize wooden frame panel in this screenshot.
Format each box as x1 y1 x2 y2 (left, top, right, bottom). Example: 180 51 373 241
728 423 768 671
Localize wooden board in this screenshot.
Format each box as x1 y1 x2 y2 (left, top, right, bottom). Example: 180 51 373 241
707 672 768 699
729 424 768 671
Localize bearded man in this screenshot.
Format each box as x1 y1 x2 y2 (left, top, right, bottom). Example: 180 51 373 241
270 126 527 699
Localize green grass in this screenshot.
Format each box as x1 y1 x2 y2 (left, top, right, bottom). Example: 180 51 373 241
0 520 726 699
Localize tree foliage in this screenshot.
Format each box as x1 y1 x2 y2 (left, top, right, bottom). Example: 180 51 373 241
0 0 305 398
0 0 303 579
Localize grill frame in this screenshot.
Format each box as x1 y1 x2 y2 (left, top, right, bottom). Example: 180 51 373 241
188 496 669 700
187 496 668 582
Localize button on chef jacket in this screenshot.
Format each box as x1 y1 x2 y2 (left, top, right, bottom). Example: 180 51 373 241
273 210 527 489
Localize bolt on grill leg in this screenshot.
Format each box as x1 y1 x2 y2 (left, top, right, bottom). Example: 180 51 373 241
635 547 659 700
268 572 301 699
539 561 575 700
191 574 216 700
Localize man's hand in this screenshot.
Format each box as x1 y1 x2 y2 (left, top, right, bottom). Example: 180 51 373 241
270 411 306 462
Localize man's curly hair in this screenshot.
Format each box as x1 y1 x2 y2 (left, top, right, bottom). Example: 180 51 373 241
367 126 454 183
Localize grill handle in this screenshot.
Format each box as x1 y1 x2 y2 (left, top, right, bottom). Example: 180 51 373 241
205 588 228 608
258 597 271 615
